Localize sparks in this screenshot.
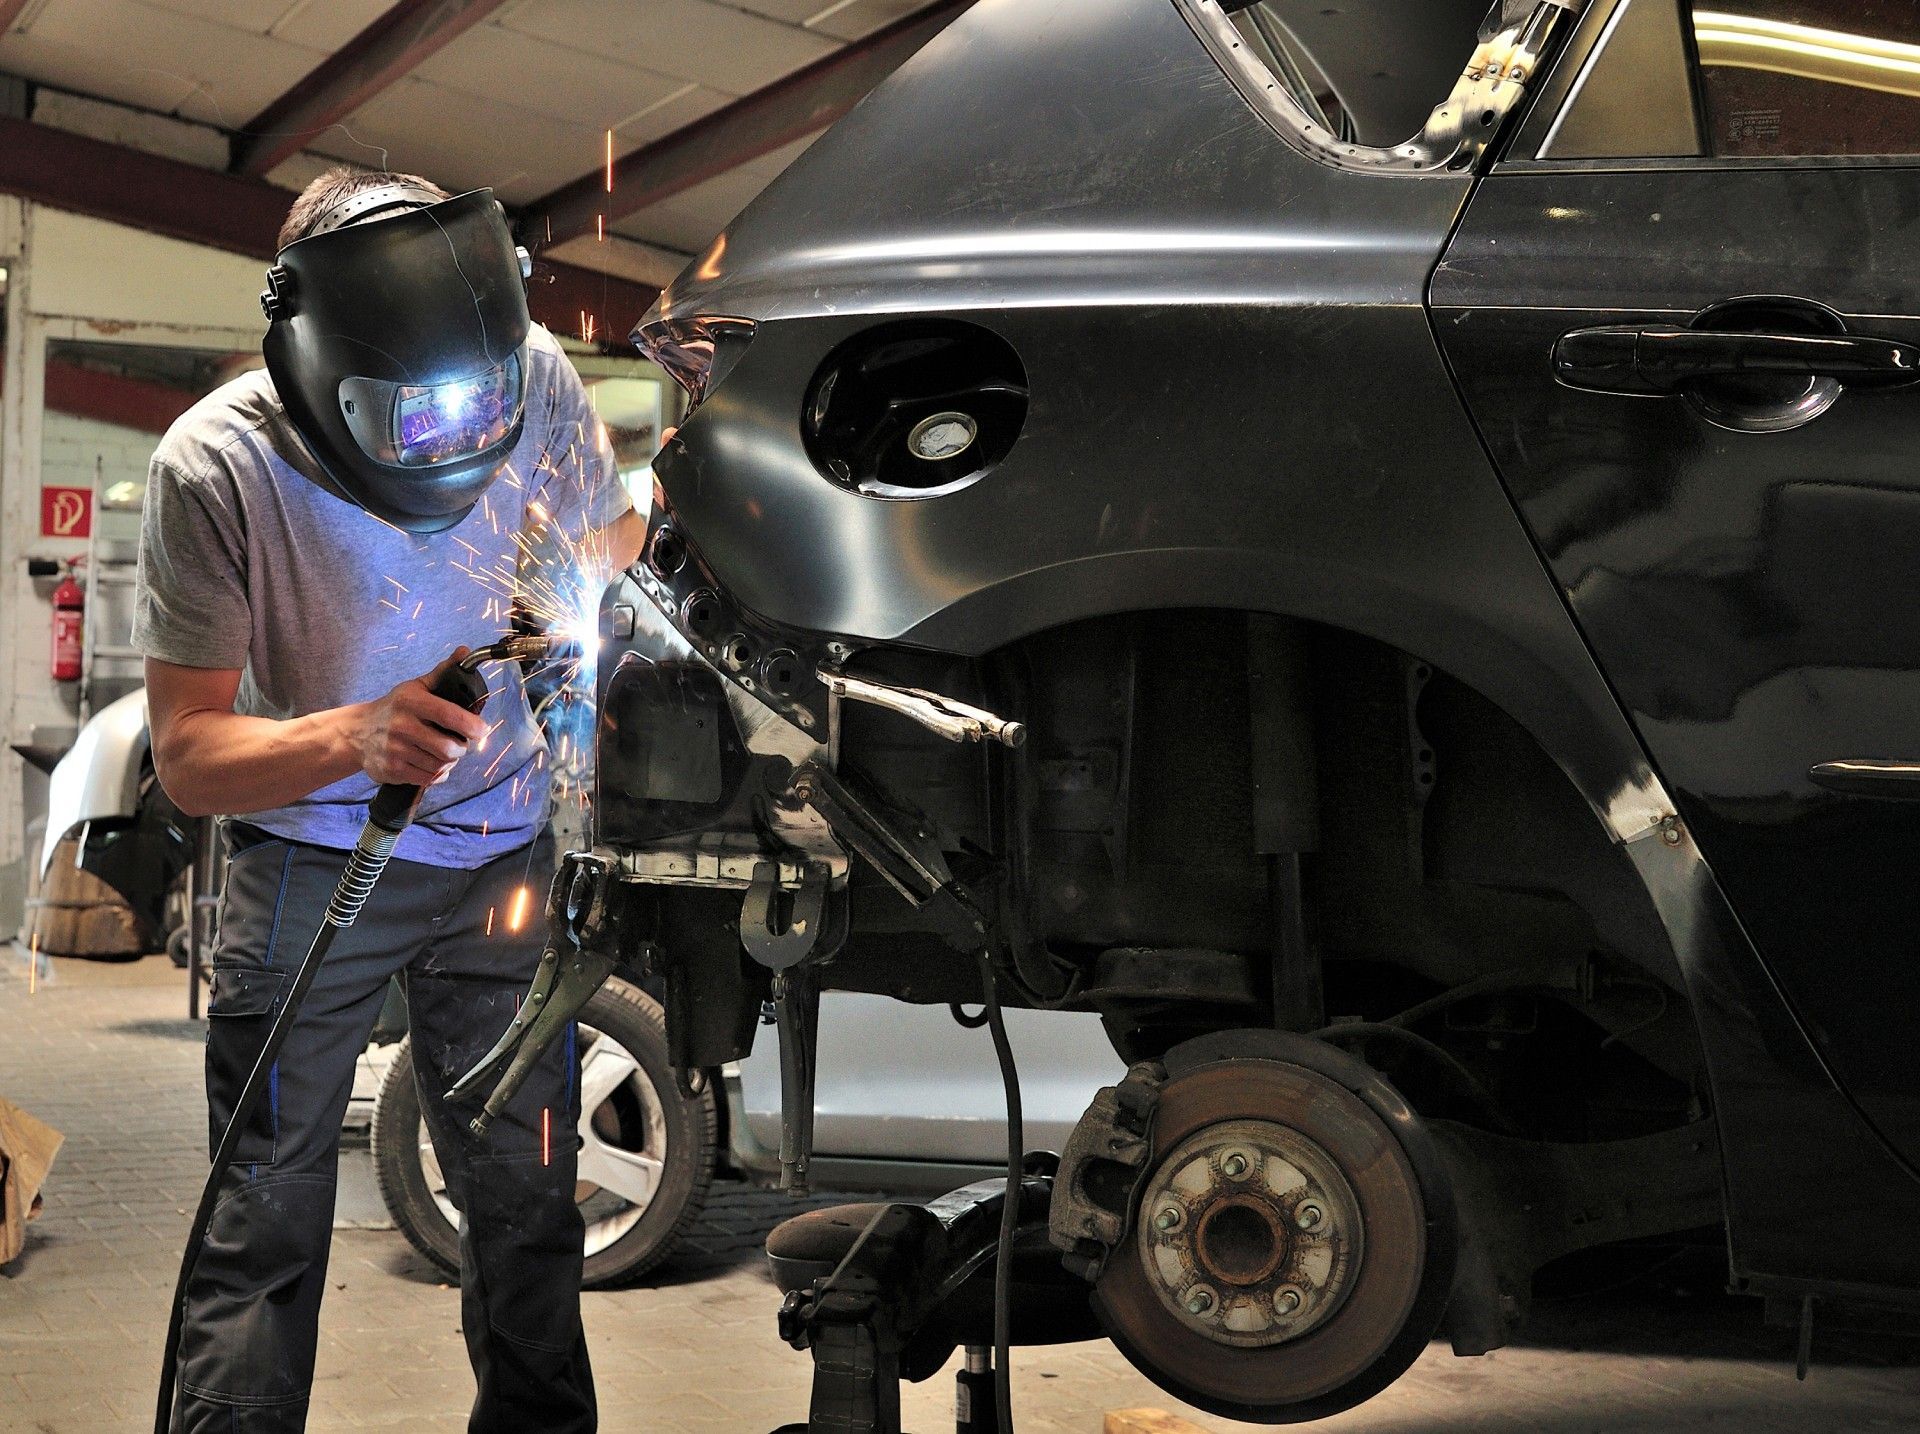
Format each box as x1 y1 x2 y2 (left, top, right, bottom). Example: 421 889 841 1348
485 906 495 936
605 128 614 193
542 1106 552 1167
507 885 531 933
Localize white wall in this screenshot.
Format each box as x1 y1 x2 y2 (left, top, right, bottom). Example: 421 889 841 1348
0 201 263 928
25 205 265 332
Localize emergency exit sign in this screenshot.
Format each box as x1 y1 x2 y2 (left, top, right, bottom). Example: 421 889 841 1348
41 486 91 539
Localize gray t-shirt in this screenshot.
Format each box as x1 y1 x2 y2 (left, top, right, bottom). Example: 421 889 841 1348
134 325 630 868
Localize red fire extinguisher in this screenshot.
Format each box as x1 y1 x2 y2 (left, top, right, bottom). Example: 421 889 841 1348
51 560 84 683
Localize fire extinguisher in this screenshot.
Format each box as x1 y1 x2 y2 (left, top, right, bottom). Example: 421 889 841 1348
51 559 85 683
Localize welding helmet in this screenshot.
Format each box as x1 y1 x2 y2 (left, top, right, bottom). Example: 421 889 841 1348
260 184 533 533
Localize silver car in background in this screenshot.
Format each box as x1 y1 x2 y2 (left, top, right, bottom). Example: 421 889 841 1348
373 980 1122 1286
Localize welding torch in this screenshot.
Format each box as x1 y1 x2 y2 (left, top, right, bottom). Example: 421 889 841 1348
155 631 573 1434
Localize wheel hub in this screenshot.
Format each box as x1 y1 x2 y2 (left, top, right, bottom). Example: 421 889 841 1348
1136 1117 1363 1347
1090 1045 1452 1422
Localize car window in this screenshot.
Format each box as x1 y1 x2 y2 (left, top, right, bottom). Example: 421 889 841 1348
1226 1 1488 147
1543 0 1920 159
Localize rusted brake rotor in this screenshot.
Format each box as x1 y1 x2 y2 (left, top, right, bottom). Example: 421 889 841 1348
1093 1045 1455 1423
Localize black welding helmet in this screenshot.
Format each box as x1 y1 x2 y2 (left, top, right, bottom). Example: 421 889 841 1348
261 185 533 533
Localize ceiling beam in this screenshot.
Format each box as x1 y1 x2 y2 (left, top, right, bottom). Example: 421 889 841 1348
0 116 658 342
231 0 513 179
45 358 208 435
519 0 971 250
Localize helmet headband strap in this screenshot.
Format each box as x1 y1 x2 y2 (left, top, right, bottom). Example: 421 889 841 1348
303 180 448 241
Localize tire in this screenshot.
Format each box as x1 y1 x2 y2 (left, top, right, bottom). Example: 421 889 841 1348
371 978 718 1288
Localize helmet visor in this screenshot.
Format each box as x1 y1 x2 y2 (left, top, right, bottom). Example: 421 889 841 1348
339 349 524 469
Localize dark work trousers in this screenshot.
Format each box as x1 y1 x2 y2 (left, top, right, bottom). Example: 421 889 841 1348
171 823 595 1434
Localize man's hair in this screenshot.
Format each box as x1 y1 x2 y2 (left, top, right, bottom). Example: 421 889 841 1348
277 167 451 250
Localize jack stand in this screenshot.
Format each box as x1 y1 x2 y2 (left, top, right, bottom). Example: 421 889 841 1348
764 1166 1099 1434
954 1347 997 1434
739 858 833 1195
772 967 820 1193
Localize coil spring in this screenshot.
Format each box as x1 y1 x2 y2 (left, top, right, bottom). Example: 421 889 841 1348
324 825 400 928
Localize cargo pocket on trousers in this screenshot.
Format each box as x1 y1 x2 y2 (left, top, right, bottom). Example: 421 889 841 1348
206 965 288 1167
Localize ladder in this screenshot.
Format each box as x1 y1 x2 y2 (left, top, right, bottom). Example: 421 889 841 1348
78 465 142 724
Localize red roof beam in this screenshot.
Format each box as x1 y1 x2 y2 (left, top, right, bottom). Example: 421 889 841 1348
0 116 657 345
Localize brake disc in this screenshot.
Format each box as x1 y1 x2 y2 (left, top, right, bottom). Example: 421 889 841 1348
1092 1052 1452 1423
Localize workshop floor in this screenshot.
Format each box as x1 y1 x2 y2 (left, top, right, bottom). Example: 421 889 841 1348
5 948 1920 1433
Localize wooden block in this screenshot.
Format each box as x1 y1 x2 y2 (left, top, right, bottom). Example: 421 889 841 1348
1104 1410 1214 1434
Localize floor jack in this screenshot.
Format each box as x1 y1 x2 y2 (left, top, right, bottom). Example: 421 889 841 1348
762 1167 1100 1434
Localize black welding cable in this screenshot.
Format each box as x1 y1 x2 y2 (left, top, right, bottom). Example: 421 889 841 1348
973 946 1023 1434
153 822 400 1434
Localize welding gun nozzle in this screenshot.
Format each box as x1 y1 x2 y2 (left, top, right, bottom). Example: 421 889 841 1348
462 633 577 671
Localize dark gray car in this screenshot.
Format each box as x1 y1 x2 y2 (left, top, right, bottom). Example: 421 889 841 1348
462 0 1920 1422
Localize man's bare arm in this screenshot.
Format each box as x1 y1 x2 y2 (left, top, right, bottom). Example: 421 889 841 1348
603 507 646 572
146 654 490 819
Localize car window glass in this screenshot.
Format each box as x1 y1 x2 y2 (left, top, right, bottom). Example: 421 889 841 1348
1544 0 1920 159
1226 1 1487 147
1695 2 1920 156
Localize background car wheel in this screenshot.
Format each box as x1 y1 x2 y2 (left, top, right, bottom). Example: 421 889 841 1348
371 979 718 1288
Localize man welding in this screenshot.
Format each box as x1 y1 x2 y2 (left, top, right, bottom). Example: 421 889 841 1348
136 169 644 1433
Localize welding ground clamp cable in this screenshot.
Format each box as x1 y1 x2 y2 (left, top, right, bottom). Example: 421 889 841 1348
152 635 560 1434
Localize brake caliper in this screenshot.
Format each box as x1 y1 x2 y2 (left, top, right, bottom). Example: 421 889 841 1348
1049 1061 1166 1282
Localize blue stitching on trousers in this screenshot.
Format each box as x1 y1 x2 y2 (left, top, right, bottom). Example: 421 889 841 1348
564 1022 577 1116
263 843 294 968
249 843 295 1180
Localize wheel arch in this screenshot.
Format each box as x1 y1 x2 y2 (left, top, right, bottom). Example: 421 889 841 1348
906 546 1676 852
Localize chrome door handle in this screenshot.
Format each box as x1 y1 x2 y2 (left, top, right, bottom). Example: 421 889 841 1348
1810 760 1920 798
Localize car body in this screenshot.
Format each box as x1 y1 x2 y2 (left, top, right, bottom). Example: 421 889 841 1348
477 0 1920 1419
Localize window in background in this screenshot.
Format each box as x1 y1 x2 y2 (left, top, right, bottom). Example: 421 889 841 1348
1694 2 1920 156
43 341 259 532
41 340 259 713
1543 0 1920 159
1226 0 1488 147
565 350 673 517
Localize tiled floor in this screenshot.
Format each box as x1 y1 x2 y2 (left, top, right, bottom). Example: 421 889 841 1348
4 947 1919 1432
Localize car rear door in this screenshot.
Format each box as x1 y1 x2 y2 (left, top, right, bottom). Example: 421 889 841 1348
1434 0 1920 1169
